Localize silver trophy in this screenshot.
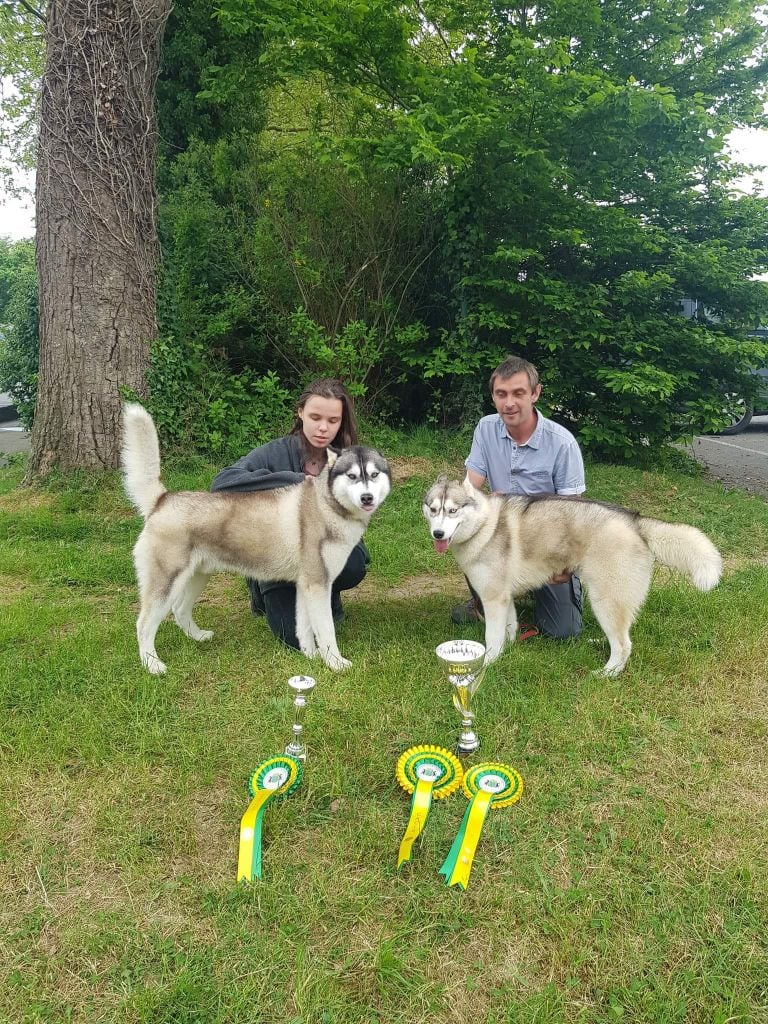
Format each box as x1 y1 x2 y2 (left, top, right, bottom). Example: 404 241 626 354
284 675 317 762
435 640 487 756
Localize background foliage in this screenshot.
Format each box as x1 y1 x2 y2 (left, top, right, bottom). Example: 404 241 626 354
0 237 37 428
2 0 768 457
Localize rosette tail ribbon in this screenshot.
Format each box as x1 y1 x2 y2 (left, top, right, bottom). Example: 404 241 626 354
438 789 493 889
237 788 276 882
398 778 435 868
395 745 463 869
237 756 302 882
439 763 523 890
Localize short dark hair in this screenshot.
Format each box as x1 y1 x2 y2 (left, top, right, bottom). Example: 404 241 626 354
290 378 358 449
489 356 539 394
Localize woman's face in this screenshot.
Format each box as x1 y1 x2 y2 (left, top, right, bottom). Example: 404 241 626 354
298 395 344 450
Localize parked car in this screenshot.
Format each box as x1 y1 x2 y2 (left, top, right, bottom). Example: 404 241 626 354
720 329 768 435
0 392 18 424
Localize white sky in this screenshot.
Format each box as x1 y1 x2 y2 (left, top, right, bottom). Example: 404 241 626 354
0 169 35 240
1 129 766 242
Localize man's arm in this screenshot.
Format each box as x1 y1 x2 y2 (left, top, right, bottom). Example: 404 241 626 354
553 440 586 496
466 468 487 490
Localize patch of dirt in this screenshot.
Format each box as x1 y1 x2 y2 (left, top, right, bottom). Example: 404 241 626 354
0 575 34 605
346 572 462 602
191 574 243 607
0 489 56 513
0 770 225 943
388 456 459 484
722 553 768 570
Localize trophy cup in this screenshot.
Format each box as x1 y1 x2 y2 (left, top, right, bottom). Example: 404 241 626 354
435 640 487 756
284 675 317 762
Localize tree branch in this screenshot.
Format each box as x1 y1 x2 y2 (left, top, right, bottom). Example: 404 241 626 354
4 0 46 24
413 1 457 65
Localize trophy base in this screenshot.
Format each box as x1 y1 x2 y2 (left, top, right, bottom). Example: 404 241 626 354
284 743 307 762
456 735 480 757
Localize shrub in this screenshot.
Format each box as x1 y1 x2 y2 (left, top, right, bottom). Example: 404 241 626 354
0 239 38 429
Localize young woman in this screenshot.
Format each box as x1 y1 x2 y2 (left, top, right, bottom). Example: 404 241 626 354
210 378 368 650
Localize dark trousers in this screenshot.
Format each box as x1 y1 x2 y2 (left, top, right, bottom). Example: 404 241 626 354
469 576 583 639
532 576 583 639
247 542 369 651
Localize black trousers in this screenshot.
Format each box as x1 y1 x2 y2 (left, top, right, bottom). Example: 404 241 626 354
247 542 369 651
468 575 583 639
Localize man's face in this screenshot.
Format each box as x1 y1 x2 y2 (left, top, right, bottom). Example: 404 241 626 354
491 371 541 432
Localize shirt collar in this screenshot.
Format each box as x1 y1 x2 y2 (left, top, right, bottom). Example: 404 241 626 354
497 408 543 449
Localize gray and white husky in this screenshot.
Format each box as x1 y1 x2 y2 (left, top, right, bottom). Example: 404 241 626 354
423 476 722 676
121 403 391 674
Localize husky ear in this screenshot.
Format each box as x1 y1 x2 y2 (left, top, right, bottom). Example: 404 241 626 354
463 475 476 495
436 473 448 486
327 449 338 470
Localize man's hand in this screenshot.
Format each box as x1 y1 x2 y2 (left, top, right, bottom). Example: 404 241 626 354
549 570 572 585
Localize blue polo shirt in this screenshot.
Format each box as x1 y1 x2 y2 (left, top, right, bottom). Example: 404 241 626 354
465 410 586 496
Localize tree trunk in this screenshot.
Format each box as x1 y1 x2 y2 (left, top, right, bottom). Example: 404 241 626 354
28 0 170 477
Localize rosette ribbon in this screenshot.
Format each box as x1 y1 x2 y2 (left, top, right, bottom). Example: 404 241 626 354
396 745 463 868
439 762 523 890
237 755 302 882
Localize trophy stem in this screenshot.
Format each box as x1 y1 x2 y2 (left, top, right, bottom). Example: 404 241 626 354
453 695 481 756
457 713 480 756
284 675 317 762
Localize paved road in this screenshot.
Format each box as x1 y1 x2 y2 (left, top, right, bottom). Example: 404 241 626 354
684 414 768 499
1 407 768 497
0 415 30 465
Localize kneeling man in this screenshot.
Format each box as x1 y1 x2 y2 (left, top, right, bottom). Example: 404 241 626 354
452 354 586 640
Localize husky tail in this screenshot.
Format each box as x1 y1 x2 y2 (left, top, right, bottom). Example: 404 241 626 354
121 403 166 519
638 518 722 591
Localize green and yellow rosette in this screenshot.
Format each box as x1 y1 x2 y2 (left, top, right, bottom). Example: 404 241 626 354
438 762 523 890
396 745 463 868
237 755 302 882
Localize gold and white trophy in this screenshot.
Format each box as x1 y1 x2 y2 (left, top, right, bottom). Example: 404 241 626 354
435 639 487 756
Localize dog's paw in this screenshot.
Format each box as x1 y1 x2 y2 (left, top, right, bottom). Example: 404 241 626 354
326 654 352 672
196 629 214 642
142 654 167 675
593 663 625 678
483 650 501 665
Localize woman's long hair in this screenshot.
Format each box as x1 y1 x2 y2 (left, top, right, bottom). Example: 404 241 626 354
289 378 358 450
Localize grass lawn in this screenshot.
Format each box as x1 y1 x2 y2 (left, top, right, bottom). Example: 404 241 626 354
0 437 767 1024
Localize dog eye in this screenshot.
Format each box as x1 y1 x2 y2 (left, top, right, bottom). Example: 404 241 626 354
370 471 379 479
448 508 458 515
347 472 359 481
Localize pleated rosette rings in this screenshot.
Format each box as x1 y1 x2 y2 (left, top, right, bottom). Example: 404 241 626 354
396 745 463 868
439 762 523 890
237 756 303 882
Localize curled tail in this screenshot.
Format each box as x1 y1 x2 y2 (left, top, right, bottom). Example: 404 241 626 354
121 403 166 519
638 518 722 591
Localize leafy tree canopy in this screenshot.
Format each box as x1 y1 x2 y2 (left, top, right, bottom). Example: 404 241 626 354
208 0 768 455
0 2 44 190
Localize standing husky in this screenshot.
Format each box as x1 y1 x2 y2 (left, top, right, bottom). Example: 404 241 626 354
122 403 391 674
423 476 722 676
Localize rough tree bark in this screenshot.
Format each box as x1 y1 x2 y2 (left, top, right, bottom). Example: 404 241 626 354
28 0 170 477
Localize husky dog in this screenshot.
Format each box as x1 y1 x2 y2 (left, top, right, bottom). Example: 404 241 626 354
423 476 722 676
121 403 391 674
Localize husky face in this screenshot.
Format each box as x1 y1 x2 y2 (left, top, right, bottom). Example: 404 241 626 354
422 475 481 553
329 447 392 518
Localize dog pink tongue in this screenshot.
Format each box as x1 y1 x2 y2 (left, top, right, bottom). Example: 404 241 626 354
434 538 449 554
